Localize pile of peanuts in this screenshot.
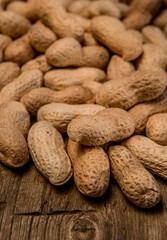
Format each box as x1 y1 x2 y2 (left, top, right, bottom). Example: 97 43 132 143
1 0 167 209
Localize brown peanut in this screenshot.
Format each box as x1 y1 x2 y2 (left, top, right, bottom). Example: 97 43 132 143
44 67 106 90
20 86 95 115
96 70 167 109
68 139 110 197
91 16 143 61
108 145 161 208
146 113 167 145
28 121 73 186
123 135 167 181
37 103 105 133
0 69 43 105
67 108 135 146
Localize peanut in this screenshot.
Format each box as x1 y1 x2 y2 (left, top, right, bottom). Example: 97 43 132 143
68 139 110 197
82 80 102 95
28 21 56 53
123 135 167 181
0 69 43 105
45 37 109 69
136 44 167 72
128 89 167 134
108 145 161 208
91 16 143 61
20 86 95 115
0 10 31 39
37 103 105 133
83 32 99 46
153 9 167 29
21 55 52 73
0 61 20 90
96 70 167 109
36 0 84 41
0 34 12 61
142 25 167 55
107 55 135 80
4 34 35 65
44 67 106 90
28 121 73 186
146 113 167 145
123 0 162 29
67 108 135 146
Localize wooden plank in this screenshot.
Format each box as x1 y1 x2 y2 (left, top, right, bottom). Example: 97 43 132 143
0 160 167 240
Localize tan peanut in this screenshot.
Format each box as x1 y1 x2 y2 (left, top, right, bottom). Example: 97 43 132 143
68 0 90 18
67 108 135 146
146 113 167 145
91 16 143 61
7 0 38 21
68 139 110 197
107 55 135 80
28 121 73 186
96 70 167 109
28 21 57 53
46 37 109 69
142 25 167 55
128 89 167 134
123 135 167 181
22 55 52 73
0 101 30 167
36 0 84 42
0 61 20 90
0 10 31 39
153 9 167 29
83 32 99 46
82 80 102 95
20 86 95 115
123 0 162 29
4 34 35 65
0 69 43 105
69 14 91 32
44 67 106 90
136 44 167 72
37 103 105 133
108 145 161 208
0 33 12 61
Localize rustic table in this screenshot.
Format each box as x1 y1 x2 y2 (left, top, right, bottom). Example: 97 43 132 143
0 159 167 240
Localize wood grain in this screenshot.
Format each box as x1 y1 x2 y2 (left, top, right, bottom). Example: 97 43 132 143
0 159 167 240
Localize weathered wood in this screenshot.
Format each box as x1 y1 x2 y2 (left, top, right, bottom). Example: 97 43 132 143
0 159 167 240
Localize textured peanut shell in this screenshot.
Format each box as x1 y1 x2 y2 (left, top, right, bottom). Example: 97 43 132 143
44 67 106 90
4 34 35 65
68 139 110 197
22 55 51 73
36 0 84 42
91 16 143 61
108 145 161 208
0 69 43 105
67 108 135 146
123 0 162 29
37 103 105 133
146 113 167 145
20 86 95 115
46 38 83 67
96 70 167 110
28 121 73 186
153 9 167 29
7 0 38 21
107 55 135 80
128 89 167 134
0 10 31 39
0 127 29 168
142 25 167 55
68 0 90 18
0 101 30 137
136 44 167 72
0 62 20 90
82 80 102 95
69 14 91 32
123 135 167 181
28 21 56 53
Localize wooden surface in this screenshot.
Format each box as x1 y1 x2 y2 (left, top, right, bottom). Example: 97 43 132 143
0 159 167 240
